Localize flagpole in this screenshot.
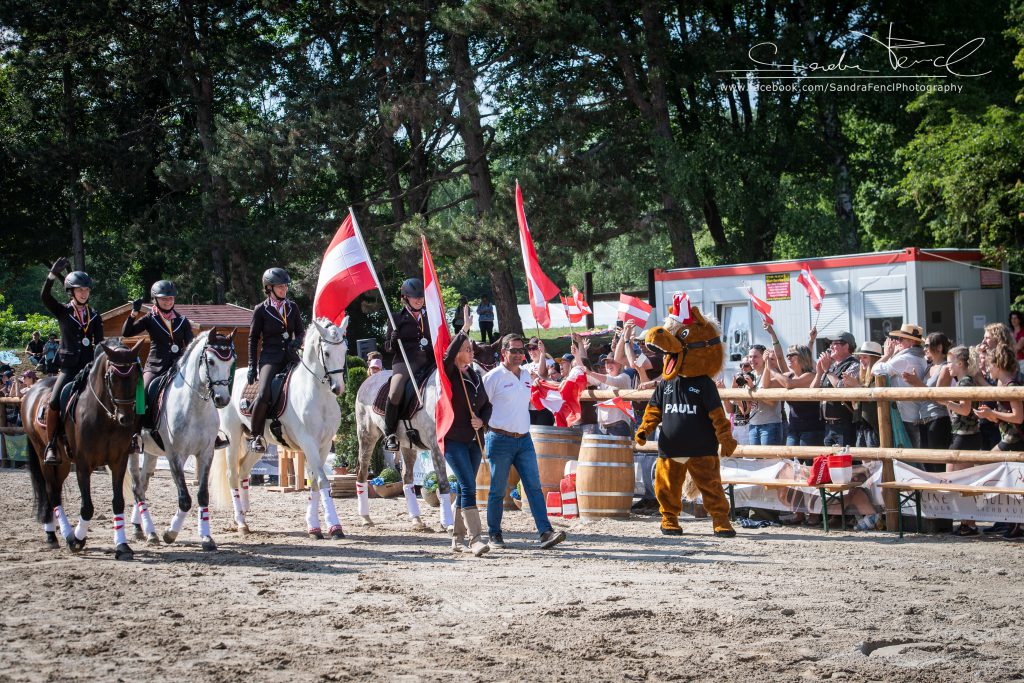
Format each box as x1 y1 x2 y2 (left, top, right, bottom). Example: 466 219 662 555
349 207 422 399
457 369 486 456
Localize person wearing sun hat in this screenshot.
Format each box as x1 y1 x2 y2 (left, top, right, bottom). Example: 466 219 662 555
849 341 883 447
872 323 928 448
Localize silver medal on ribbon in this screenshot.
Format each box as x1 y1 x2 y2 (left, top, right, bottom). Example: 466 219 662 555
171 344 179 353
81 338 91 347
420 337 428 348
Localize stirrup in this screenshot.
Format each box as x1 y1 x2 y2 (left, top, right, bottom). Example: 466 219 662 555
214 435 229 449
43 443 60 465
383 433 399 452
248 435 267 453
128 434 142 455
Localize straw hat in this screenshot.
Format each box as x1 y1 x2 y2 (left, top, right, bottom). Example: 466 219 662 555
854 341 883 357
889 323 924 343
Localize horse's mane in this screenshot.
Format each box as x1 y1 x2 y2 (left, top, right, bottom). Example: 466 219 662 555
170 329 211 377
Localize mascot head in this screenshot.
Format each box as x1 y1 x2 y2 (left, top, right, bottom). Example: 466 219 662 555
643 307 725 380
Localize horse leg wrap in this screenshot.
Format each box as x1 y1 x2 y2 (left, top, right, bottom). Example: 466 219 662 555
230 489 245 525
197 507 210 538
169 508 188 534
306 489 321 532
319 487 340 528
43 521 56 533
240 478 251 513
138 501 156 536
74 518 90 542
130 502 141 525
356 482 369 516
404 484 421 519
439 491 454 528
54 506 73 538
113 514 127 545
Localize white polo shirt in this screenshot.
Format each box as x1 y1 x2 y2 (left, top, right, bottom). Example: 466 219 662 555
483 363 533 434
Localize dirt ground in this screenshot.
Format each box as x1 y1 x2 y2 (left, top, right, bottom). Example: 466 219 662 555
0 468 1022 683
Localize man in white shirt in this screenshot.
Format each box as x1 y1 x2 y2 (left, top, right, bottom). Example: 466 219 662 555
585 354 636 436
482 334 567 550
872 323 928 448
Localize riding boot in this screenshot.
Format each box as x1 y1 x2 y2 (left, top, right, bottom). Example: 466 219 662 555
249 401 269 453
383 401 400 452
214 434 229 449
463 507 490 557
450 505 466 552
43 406 61 465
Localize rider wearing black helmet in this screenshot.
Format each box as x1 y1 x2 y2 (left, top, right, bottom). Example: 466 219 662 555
123 280 194 390
382 277 435 451
247 267 305 452
40 257 105 464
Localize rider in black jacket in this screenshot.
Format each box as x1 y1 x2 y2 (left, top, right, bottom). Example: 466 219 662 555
40 257 105 464
122 280 194 390
247 267 305 452
382 278 434 451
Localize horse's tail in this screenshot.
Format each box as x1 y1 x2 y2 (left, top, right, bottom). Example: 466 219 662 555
210 443 232 510
26 439 51 525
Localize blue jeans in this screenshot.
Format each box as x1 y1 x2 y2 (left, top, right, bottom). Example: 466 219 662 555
748 422 783 446
786 428 824 447
444 438 483 509
824 421 857 447
485 431 551 537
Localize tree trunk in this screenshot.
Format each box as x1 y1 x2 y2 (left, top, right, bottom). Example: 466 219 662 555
448 31 523 335
62 62 85 271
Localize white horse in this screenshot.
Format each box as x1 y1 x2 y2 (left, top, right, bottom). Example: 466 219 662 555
213 317 348 539
127 329 236 550
354 368 454 531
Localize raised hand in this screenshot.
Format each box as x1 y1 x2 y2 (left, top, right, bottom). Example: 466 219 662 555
50 257 69 275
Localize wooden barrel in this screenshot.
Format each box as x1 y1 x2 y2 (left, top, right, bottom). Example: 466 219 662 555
576 434 635 520
529 425 582 502
475 460 520 510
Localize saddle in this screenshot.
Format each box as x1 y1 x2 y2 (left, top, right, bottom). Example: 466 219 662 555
372 364 433 420
144 372 174 429
240 365 295 420
34 364 92 429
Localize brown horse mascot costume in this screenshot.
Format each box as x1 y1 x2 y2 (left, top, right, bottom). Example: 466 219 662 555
635 307 738 537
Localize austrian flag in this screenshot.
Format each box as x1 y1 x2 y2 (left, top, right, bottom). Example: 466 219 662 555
617 293 653 327
515 183 560 328
745 286 774 325
797 264 825 311
421 236 453 452
561 295 585 324
313 211 378 325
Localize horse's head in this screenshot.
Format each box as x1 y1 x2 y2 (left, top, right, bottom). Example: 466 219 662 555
644 306 724 380
309 316 349 396
472 339 500 372
205 328 237 408
96 340 143 426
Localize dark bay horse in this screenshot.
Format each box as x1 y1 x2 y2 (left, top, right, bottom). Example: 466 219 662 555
21 341 143 560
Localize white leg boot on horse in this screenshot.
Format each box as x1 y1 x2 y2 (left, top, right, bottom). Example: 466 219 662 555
74 518 89 545
404 484 428 531
356 481 372 527
54 505 73 540
306 489 323 539
439 490 455 532
320 487 345 539
197 506 215 551
164 508 188 544
136 501 158 545
451 506 465 552
230 488 249 534
240 478 251 514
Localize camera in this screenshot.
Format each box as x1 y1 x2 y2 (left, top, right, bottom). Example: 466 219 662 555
735 374 747 387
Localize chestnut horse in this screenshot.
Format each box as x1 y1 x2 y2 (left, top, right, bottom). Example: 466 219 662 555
21 341 143 560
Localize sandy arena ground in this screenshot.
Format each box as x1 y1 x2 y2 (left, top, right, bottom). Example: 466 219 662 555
0 468 1022 682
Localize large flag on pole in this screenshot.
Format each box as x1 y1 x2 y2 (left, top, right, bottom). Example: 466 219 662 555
617 293 653 327
561 295 585 324
421 236 454 452
745 285 774 325
797 264 825 311
515 182 560 328
313 210 379 324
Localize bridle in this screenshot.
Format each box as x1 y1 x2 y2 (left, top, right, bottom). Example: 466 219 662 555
89 357 140 421
179 337 236 402
299 329 347 386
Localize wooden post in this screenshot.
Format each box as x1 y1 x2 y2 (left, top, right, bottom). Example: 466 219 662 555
584 271 595 330
874 375 899 531
0 401 7 467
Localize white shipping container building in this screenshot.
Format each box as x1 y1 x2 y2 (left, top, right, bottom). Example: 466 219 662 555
651 248 1010 374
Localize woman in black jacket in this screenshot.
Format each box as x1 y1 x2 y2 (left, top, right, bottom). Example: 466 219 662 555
382 278 434 450
122 280 194 391
444 319 492 557
40 257 105 464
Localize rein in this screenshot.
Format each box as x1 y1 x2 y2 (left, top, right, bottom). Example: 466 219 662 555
88 359 139 420
297 332 347 386
178 338 235 402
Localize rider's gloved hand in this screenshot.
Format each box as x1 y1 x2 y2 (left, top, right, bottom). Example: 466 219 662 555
131 298 144 313
50 257 69 276
247 366 257 385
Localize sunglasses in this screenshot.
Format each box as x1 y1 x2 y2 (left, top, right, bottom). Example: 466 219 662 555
527 345 539 351
506 348 526 355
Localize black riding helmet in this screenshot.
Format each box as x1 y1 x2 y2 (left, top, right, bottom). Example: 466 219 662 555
64 271 93 292
150 280 177 299
400 278 424 299
262 267 291 290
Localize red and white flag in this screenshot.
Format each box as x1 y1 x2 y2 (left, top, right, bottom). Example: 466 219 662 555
797 264 825 311
530 367 589 427
516 182 560 328
561 295 585 324
421 236 454 451
617 293 653 327
669 291 692 323
745 286 774 325
313 210 379 325
596 396 635 423
572 285 592 315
